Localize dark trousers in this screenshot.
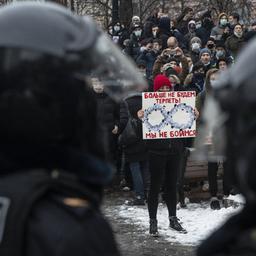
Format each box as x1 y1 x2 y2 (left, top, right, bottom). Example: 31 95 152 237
177 148 189 204
208 161 230 197
148 151 181 219
129 160 150 199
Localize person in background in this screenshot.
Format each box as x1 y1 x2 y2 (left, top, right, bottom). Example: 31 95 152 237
214 41 234 65
158 16 172 49
216 57 229 72
197 47 214 72
210 13 229 41
206 37 217 60
127 24 144 60
92 78 119 166
170 19 185 49
130 15 141 31
108 20 129 47
195 17 209 46
196 68 231 210
119 93 150 205
188 36 202 63
201 10 214 39
244 21 256 42
228 12 240 31
184 20 197 49
185 54 194 73
225 23 245 59
184 62 206 94
137 39 162 83
176 7 194 35
152 45 189 84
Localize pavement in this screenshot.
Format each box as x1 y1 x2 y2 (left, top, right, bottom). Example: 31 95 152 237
103 191 196 256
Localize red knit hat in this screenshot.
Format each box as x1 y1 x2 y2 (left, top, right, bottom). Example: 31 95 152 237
153 74 172 91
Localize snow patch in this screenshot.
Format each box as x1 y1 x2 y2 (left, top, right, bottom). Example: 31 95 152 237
113 198 244 246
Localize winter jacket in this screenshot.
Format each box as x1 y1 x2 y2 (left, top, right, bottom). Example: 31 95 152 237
196 27 210 46
158 17 172 49
127 33 142 60
94 92 119 132
137 49 160 79
210 26 225 41
119 94 148 162
152 55 189 84
225 35 245 58
94 92 119 160
0 145 119 256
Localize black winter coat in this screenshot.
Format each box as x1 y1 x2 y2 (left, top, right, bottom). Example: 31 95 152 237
94 92 119 159
0 145 119 256
197 205 256 256
94 92 119 132
119 94 148 163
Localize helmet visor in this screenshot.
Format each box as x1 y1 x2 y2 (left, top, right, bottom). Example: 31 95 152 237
82 31 147 101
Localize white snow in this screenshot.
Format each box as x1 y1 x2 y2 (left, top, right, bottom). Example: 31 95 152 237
110 195 245 246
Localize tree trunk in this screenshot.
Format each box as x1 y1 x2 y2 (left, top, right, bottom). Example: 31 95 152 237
119 0 133 28
112 0 119 23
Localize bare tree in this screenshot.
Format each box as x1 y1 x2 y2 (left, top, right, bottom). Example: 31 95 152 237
53 0 256 28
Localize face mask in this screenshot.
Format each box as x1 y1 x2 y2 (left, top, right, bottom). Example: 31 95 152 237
114 25 120 31
192 42 200 52
207 43 215 49
134 30 142 37
196 23 202 29
216 50 225 58
220 19 228 26
234 31 243 38
153 31 157 37
93 84 104 93
189 26 196 32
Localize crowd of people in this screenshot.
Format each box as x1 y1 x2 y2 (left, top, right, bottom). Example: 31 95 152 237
1 1 256 255
94 7 256 237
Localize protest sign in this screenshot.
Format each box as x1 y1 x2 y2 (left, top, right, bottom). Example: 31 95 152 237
142 91 196 139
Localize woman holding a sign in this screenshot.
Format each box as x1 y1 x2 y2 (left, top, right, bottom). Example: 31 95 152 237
138 74 190 236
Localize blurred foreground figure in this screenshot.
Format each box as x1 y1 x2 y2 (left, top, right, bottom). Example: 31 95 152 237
0 2 145 255
196 36 256 256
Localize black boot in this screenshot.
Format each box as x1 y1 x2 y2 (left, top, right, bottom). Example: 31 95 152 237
169 216 187 233
149 219 159 237
127 196 145 206
210 197 221 210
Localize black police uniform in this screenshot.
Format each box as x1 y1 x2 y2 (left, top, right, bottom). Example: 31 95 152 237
0 2 134 255
196 35 256 256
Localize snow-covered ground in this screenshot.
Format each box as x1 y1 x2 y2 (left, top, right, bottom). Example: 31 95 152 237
114 194 245 246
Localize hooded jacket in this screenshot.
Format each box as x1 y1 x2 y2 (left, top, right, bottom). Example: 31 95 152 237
210 13 228 41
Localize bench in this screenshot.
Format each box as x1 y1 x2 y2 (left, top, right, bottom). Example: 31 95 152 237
184 148 224 182
184 160 209 181
183 159 224 200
